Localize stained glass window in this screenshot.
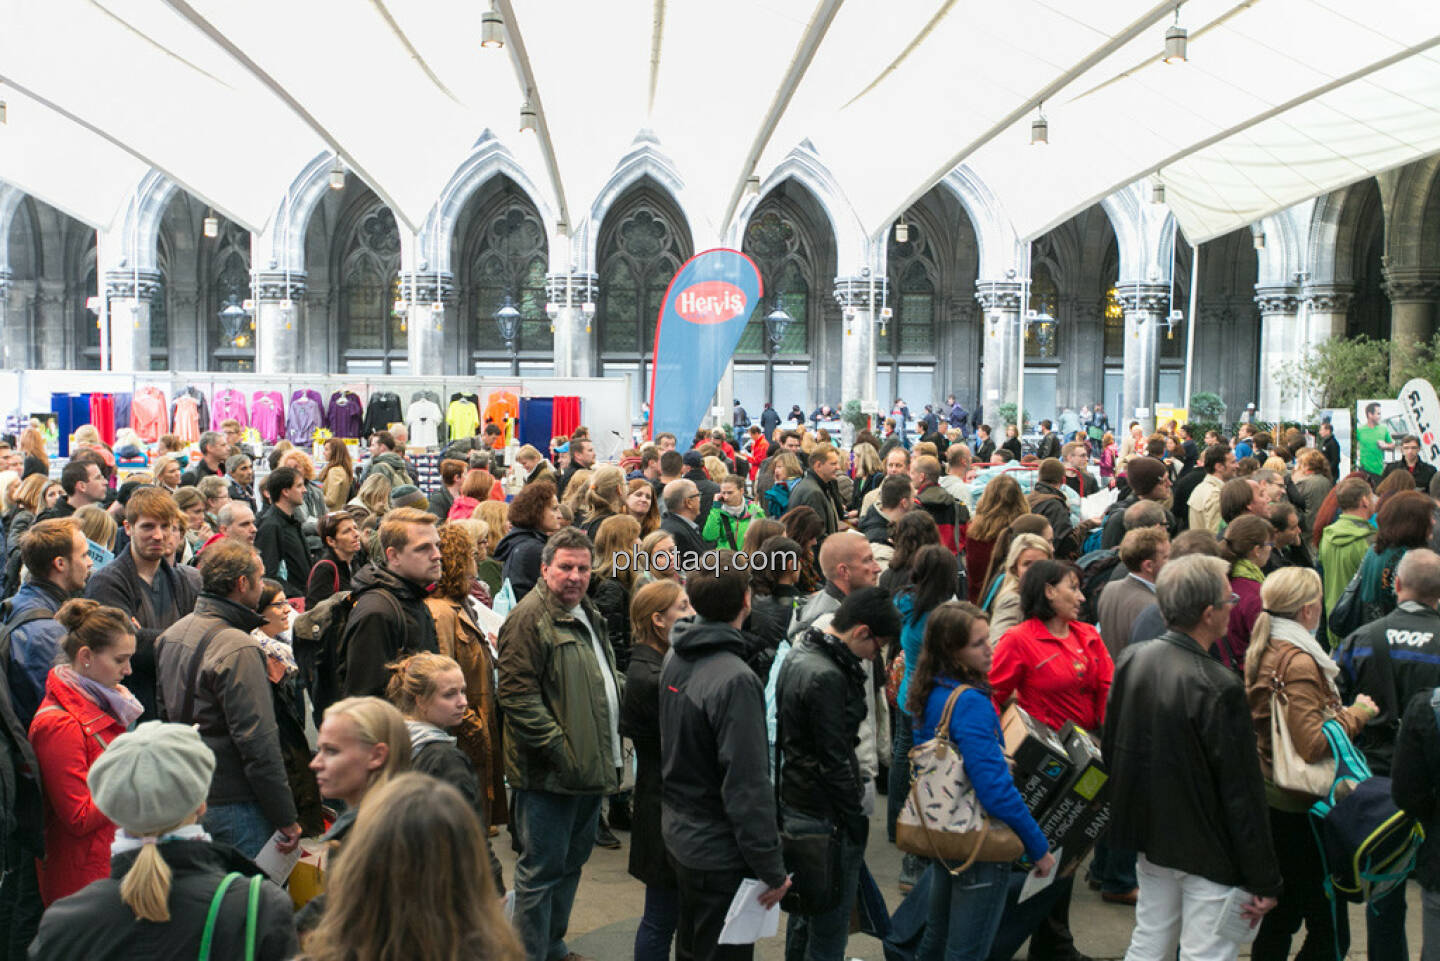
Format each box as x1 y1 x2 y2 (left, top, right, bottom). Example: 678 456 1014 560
741 207 811 356
597 193 690 370
341 204 403 369
468 197 550 356
1026 261 1060 359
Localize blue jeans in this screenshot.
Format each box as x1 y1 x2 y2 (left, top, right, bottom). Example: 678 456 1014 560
1364 881 1409 961
918 860 1011 961
783 810 867 961
203 801 274 860
634 885 681 961
888 712 913 844
511 789 601 961
1087 835 1137 894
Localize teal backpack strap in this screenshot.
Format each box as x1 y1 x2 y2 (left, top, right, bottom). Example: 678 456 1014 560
245 874 262 961
197 872 242 961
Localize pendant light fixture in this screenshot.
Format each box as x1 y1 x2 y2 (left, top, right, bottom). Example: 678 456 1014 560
1030 104 1048 146
519 96 537 133
481 1 504 48
894 216 909 244
1164 6 1188 64
328 155 346 191
203 211 219 238
1151 181 1166 205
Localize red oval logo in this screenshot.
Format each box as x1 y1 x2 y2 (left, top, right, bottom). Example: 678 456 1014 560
674 281 746 325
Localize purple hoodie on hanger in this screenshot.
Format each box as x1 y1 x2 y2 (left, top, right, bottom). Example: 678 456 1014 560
327 390 365 439
288 389 326 445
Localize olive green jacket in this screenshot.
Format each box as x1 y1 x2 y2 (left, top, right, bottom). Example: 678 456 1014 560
497 580 623 795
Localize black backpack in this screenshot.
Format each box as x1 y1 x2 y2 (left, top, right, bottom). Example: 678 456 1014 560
1076 548 1122 624
292 587 402 723
0 604 48 864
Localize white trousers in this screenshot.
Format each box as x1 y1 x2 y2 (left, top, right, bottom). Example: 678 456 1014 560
1123 854 1243 961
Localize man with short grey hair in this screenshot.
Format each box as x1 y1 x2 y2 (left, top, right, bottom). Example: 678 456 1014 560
216 502 257 545
661 478 709 561
180 430 229 487
1335 547 1440 954
225 453 256 512
1103 554 1279 960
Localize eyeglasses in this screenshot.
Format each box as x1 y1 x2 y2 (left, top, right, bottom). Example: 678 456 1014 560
266 601 290 610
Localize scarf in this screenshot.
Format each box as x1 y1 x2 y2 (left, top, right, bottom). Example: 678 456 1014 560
1268 615 1341 691
721 500 751 519
55 665 144 729
1231 558 1266 584
112 823 210 856
250 630 299 679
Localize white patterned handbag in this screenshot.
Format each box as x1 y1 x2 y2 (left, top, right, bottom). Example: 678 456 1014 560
896 684 1026 872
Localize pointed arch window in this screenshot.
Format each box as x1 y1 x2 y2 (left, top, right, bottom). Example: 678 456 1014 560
597 191 692 409
340 205 405 372
467 195 550 363
740 208 810 355
207 222 253 371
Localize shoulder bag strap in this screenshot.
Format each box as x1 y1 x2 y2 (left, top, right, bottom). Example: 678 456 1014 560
197 871 242 961
172 623 231 724
933 684 972 740
245 874 262 961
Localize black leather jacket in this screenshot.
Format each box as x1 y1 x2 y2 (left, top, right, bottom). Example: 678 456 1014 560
776 629 868 843
1103 630 1282 896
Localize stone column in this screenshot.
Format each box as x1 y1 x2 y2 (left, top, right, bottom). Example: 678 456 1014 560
1253 287 1302 422
834 274 885 418
1383 268 1440 386
399 273 453 378
546 272 598 379
253 272 307 375
1304 284 1354 345
1115 284 1169 434
104 269 161 373
0 270 14 370
976 281 1022 429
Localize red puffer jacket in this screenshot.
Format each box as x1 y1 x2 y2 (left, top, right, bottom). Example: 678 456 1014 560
29 670 126 905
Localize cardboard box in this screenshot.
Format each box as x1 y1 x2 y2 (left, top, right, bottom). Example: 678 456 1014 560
1036 722 1112 873
1001 703 1074 817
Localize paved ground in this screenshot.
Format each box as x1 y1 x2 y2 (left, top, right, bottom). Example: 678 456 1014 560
495 807 1426 960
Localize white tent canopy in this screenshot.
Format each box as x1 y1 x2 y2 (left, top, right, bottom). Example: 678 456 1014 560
4 0 1440 247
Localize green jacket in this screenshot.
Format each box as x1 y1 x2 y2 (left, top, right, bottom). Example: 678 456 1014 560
702 501 765 551
1319 513 1375 645
497 581 623 795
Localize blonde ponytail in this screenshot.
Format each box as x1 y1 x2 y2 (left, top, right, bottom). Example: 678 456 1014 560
1245 566 1323 685
119 842 174 922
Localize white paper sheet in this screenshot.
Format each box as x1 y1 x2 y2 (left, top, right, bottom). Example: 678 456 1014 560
253 830 302 887
1212 887 1262 944
1079 488 1119 522
717 878 781 945
1017 847 1060 904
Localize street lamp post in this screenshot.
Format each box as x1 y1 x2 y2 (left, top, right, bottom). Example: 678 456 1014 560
763 296 793 410
494 294 521 376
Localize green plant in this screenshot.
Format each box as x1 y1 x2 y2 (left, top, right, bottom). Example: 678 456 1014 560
996 403 1031 430
1188 392 1226 422
1396 332 1440 389
1277 335 1390 415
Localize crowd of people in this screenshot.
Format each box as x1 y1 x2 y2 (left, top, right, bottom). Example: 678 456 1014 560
0 406 1434 961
